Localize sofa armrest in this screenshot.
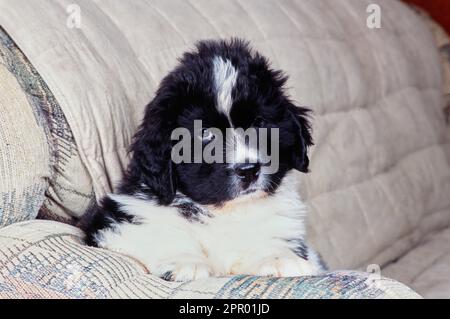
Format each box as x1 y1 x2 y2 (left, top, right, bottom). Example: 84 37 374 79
0 27 95 228
0 220 421 299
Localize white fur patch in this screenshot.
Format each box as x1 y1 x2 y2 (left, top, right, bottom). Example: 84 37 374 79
212 57 262 167
213 56 238 117
95 173 324 281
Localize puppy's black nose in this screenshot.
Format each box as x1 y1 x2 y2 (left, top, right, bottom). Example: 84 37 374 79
235 163 260 184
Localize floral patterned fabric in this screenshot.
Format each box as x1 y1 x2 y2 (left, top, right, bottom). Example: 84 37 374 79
0 27 95 227
0 28 50 228
0 220 421 299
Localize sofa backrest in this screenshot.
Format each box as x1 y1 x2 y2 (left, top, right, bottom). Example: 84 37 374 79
1 0 449 269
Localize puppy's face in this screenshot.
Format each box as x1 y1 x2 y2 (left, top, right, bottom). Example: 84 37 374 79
125 40 312 206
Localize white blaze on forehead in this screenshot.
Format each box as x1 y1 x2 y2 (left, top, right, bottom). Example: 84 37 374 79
212 57 260 166
213 56 238 117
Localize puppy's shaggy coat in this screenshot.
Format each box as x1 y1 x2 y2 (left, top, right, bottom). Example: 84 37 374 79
80 39 326 281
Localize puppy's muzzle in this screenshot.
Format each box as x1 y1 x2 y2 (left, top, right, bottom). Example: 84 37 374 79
235 163 260 187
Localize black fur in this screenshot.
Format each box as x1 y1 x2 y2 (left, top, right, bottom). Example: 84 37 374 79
78 196 136 247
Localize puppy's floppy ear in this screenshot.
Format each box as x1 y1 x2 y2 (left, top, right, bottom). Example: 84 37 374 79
287 103 313 173
126 94 177 205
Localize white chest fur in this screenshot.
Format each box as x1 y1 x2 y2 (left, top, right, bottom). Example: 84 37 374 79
198 187 307 273
95 174 321 281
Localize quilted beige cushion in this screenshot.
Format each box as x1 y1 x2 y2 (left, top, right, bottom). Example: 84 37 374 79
383 226 450 298
0 0 448 276
378 8 450 299
413 6 450 122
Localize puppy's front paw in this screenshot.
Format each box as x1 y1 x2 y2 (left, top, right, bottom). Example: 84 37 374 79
255 255 318 277
154 260 213 282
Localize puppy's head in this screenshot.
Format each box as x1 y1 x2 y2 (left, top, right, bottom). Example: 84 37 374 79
124 39 312 206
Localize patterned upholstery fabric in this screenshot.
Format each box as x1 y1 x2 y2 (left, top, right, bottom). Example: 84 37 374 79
0 27 95 226
0 29 49 227
0 220 421 299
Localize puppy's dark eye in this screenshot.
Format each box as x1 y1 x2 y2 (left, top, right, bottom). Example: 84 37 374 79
253 116 267 127
201 128 216 143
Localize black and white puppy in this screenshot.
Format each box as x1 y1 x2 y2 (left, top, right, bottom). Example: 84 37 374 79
80 39 326 281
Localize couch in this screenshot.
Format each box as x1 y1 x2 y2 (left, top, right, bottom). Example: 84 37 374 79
0 0 449 299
